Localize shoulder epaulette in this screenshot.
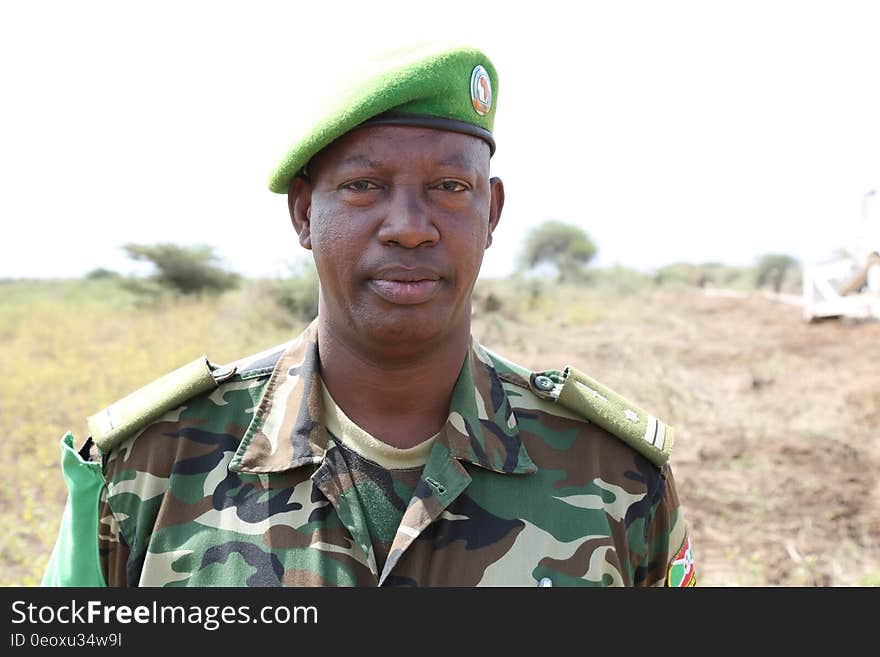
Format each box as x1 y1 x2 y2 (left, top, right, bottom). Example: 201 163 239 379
87 342 291 455
87 356 237 454
528 365 674 467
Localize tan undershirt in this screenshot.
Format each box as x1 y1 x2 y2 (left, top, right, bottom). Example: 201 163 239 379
321 382 438 469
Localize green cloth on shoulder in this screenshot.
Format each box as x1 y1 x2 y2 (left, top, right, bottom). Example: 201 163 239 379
41 432 106 587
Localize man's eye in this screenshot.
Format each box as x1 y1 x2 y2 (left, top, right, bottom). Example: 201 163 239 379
343 180 379 192
435 180 468 192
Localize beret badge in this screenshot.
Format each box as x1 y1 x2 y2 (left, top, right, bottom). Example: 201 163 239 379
470 65 492 116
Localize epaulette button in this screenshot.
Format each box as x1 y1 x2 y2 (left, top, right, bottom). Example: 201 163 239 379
534 375 554 391
211 365 237 383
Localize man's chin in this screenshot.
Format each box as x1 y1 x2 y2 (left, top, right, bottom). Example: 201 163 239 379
356 308 456 351
373 317 444 343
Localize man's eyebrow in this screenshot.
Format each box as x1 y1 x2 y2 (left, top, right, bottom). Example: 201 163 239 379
337 155 383 169
436 153 477 168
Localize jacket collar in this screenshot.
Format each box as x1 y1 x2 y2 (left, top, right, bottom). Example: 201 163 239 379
229 318 535 475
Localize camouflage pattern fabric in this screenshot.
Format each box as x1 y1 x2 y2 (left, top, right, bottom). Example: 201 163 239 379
97 319 693 587
323 436 425 575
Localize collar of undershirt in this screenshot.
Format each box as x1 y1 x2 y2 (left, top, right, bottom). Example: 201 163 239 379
321 381 437 470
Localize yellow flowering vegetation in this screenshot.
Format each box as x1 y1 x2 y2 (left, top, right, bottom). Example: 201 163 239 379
0 279 298 586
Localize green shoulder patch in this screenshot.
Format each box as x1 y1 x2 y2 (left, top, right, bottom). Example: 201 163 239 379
88 356 237 454
530 366 674 467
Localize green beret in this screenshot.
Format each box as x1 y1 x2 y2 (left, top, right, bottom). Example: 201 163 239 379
267 42 499 194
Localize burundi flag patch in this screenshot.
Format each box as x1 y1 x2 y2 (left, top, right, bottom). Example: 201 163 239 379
667 535 696 587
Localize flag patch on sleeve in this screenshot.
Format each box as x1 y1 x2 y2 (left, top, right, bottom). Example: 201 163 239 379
667 535 696 587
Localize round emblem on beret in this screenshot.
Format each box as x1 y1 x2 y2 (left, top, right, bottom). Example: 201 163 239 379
470 65 492 116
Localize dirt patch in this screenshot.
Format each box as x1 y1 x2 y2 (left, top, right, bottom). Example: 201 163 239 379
473 284 880 586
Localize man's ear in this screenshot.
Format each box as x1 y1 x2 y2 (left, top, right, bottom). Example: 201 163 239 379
486 176 505 248
288 175 313 250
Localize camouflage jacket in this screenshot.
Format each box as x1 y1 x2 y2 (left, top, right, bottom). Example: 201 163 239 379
49 319 695 587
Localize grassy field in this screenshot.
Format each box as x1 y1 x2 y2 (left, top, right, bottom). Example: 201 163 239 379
0 279 299 586
2 275 878 586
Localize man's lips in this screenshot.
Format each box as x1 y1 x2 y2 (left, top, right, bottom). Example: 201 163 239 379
368 267 443 305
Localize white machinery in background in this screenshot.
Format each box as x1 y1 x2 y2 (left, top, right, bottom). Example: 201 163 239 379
802 189 880 322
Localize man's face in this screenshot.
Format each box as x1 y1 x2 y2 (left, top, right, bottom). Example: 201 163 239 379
288 125 503 351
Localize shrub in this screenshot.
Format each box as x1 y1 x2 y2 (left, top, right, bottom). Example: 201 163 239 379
122 243 240 295
270 259 320 320
584 266 653 295
755 254 800 293
84 267 120 280
653 262 704 287
653 262 755 290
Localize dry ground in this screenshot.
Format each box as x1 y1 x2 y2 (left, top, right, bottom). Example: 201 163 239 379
472 282 880 586
3 279 878 586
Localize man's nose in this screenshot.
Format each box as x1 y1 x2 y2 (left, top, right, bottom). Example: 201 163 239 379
377 185 440 248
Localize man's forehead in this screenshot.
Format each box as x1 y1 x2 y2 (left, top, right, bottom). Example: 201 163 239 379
310 126 491 174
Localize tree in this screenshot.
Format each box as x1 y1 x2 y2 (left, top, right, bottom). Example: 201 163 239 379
519 221 597 282
754 253 800 293
122 243 240 295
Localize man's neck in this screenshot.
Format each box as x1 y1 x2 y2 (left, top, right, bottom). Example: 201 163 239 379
317 319 470 449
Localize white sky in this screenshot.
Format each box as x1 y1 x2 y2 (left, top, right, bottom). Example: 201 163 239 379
2 0 880 280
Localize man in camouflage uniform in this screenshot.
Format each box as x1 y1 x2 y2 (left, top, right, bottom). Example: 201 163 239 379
43 43 695 587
